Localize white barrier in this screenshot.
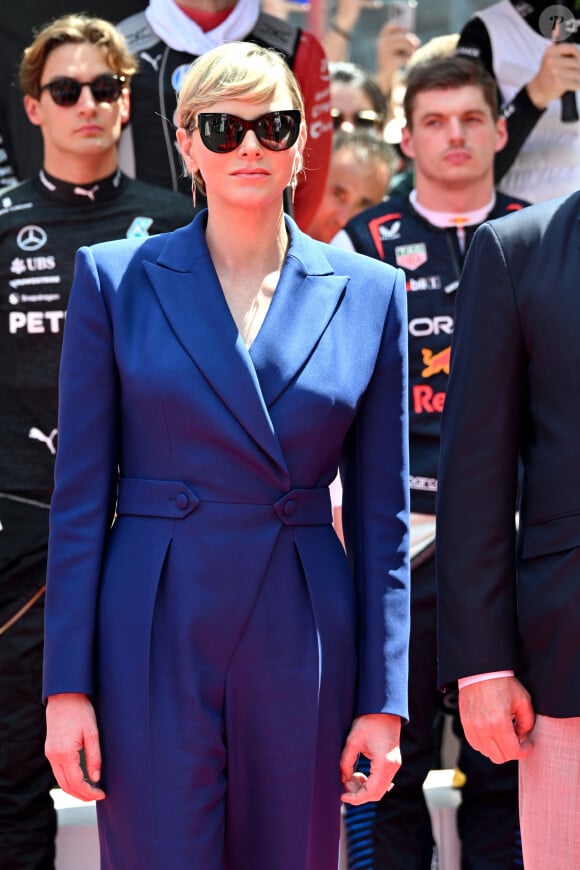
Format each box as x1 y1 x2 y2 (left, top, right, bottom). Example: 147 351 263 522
53 769 462 870
424 769 462 870
52 789 99 870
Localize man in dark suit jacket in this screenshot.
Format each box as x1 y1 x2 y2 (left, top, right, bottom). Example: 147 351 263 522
436 189 580 870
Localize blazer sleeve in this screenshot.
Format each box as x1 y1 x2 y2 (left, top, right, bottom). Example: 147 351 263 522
43 246 119 700
341 266 411 720
436 222 525 689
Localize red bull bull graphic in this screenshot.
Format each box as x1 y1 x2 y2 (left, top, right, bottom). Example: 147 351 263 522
421 346 451 377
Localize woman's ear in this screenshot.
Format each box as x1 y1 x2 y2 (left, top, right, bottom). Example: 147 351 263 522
298 121 308 157
292 123 307 177
176 127 198 176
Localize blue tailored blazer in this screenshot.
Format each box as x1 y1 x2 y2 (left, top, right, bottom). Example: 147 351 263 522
437 191 580 717
43 212 410 722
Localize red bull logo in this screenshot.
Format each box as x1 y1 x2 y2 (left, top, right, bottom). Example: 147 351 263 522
421 346 451 378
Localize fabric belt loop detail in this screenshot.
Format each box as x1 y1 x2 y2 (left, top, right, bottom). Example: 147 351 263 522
115 478 331 525
116 478 200 518
273 488 332 526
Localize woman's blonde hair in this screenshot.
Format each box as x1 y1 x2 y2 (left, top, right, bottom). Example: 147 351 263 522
177 42 305 194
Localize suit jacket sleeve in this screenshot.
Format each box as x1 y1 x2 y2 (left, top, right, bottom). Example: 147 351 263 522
436 221 524 688
341 267 411 719
44 246 119 700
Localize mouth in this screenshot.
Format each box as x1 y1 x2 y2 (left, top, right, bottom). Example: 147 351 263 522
76 125 104 135
230 168 269 177
443 150 471 164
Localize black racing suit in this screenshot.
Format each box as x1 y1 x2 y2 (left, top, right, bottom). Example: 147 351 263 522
0 132 18 190
0 169 193 869
342 192 528 870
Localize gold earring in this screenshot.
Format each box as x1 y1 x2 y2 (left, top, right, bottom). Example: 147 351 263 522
291 175 298 204
191 178 197 209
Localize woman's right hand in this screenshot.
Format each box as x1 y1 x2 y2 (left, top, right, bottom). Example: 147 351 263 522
45 692 106 802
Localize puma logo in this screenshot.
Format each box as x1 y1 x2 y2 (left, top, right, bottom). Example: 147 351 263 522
29 427 58 455
73 185 99 202
140 52 163 72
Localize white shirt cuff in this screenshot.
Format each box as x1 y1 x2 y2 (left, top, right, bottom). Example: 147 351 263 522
458 670 515 689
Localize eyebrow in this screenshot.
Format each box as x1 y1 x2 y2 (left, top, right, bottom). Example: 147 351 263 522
419 108 488 121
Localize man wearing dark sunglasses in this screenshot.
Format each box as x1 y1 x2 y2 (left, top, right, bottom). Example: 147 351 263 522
0 14 193 869
330 106 386 133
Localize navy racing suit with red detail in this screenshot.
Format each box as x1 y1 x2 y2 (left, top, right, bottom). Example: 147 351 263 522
341 191 527 514
341 191 529 870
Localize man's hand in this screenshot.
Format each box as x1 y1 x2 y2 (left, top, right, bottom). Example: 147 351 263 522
527 42 580 109
375 23 420 98
340 713 401 805
459 676 535 763
45 692 106 802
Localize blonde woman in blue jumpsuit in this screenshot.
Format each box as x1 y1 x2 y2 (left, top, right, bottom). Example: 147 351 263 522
43 42 410 870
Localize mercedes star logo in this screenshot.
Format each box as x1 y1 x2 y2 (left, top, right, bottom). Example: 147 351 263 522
17 225 48 252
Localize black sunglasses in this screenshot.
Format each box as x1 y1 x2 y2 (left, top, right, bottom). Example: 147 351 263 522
38 74 125 107
190 110 302 153
330 108 385 131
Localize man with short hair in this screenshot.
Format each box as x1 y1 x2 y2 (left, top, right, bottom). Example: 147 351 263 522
0 14 193 866
336 56 527 869
307 129 395 244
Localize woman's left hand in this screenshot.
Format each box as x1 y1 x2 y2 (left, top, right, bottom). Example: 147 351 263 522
340 713 402 804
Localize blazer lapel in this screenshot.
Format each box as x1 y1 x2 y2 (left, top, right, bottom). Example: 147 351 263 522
250 222 349 407
144 216 287 474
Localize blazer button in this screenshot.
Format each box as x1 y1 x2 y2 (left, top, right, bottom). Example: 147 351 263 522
283 499 295 517
175 492 189 510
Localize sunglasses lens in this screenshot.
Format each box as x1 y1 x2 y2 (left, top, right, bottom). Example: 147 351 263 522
357 117 378 130
201 115 244 153
90 75 123 102
330 109 383 131
331 109 343 130
198 112 300 153
44 75 122 107
356 111 383 130
48 79 81 107
257 113 300 151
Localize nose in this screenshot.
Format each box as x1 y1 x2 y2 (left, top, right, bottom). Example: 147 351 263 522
448 116 465 142
238 128 263 155
77 83 98 112
326 201 354 235
336 202 357 228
